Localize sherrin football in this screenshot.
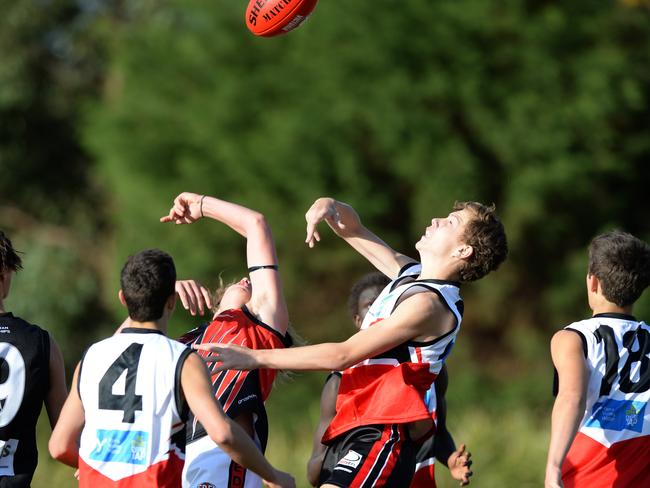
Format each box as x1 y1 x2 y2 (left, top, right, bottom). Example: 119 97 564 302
246 0 318 37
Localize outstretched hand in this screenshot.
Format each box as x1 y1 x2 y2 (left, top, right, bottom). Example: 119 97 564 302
304 198 346 248
176 280 212 316
160 192 203 225
448 444 473 486
194 342 260 371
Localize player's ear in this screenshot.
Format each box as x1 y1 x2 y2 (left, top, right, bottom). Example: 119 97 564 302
353 314 362 328
118 289 127 307
454 245 474 260
587 273 599 294
166 293 177 312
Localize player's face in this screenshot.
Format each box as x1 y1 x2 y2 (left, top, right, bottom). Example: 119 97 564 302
353 285 383 329
219 277 252 311
416 208 472 257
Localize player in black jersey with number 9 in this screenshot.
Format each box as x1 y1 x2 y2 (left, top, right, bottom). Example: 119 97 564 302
0 230 67 488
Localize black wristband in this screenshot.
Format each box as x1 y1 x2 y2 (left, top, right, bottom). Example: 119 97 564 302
248 264 279 273
200 195 206 217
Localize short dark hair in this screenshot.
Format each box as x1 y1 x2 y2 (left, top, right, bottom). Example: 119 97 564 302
120 249 176 322
588 230 650 307
347 272 390 318
454 201 508 282
0 230 23 273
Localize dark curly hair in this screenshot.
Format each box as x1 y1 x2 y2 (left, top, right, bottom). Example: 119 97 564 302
453 202 508 282
588 230 650 307
347 272 390 318
0 230 23 273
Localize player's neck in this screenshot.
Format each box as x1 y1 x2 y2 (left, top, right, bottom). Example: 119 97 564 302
123 317 168 335
591 303 633 316
418 261 460 282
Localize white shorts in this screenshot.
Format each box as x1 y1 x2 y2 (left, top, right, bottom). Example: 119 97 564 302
182 435 263 488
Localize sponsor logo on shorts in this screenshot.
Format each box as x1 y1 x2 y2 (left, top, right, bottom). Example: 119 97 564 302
337 449 363 469
89 429 149 465
586 399 646 433
0 439 18 475
238 393 257 405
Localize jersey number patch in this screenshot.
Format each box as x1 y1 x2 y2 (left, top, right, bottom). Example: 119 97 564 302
98 343 144 423
596 325 650 395
0 344 26 428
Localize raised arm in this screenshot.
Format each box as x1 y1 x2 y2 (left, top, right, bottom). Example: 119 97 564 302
181 352 295 488
199 292 451 372
49 363 84 467
45 334 67 429
161 192 288 334
545 331 588 488
304 197 415 279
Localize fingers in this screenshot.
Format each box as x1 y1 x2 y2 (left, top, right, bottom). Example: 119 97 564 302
188 280 206 315
200 284 213 311
193 343 221 353
176 282 191 312
305 226 321 248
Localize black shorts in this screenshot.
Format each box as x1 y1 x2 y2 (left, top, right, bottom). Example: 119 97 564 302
0 474 33 488
319 424 416 488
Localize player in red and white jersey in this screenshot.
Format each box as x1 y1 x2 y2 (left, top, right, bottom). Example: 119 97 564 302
546 231 650 488
306 272 472 487
49 249 294 488
160 192 292 488
200 197 507 487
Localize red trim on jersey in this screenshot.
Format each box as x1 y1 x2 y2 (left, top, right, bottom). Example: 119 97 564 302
227 459 247 488
410 460 436 488
78 452 183 487
562 432 650 487
323 363 436 443
415 347 423 363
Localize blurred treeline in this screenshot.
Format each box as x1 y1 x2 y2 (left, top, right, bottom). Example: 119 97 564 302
2 0 650 486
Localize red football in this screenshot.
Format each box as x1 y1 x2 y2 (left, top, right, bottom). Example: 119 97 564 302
246 0 318 37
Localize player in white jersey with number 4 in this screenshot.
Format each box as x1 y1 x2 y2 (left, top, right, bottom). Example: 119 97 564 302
546 230 650 488
48 249 295 488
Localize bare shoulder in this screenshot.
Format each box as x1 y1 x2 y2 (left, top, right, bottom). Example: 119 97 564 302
551 329 583 350
550 329 586 366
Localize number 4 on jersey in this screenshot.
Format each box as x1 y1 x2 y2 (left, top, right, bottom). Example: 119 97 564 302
98 343 144 423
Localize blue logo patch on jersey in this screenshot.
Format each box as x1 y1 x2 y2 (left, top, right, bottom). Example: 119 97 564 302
585 399 646 433
89 429 149 465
